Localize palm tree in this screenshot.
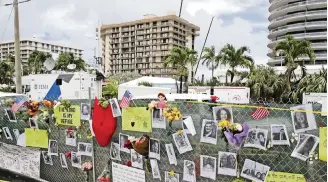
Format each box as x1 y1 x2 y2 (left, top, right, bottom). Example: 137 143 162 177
54 52 86 71
219 44 254 83
246 65 285 100
28 51 52 74
164 46 197 93
0 58 15 85
274 35 315 92
201 46 220 80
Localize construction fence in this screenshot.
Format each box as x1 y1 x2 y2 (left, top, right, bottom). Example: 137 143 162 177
0 96 326 182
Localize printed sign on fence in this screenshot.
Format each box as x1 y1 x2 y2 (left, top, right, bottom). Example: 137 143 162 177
55 105 81 126
25 128 48 149
122 107 152 132
265 171 306 182
112 162 145 182
319 127 327 161
0 142 40 179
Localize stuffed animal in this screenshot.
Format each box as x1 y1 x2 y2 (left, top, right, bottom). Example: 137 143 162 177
125 135 150 158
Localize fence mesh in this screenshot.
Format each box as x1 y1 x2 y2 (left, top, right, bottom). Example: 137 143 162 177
0 95 326 182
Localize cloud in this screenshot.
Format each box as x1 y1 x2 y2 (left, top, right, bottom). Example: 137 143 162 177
0 0 269 80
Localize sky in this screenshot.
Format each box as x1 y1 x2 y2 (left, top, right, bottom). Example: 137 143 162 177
0 0 270 79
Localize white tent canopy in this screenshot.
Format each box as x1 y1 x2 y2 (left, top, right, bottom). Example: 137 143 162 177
120 76 181 86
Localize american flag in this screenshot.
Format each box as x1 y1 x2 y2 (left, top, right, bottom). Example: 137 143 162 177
250 106 270 120
11 97 27 113
119 90 133 108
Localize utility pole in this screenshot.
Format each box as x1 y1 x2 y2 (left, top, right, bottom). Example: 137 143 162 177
5 0 31 93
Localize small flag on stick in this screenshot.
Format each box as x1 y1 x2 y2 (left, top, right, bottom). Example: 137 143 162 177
119 90 133 109
11 97 28 113
250 105 270 120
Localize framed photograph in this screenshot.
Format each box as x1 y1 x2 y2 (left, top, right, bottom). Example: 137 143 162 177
110 142 121 161
60 153 68 168
77 142 93 156
42 151 53 165
270 124 290 146
183 160 196 182
212 106 234 124
119 133 130 153
12 129 20 141
218 152 237 176
131 149 143 169
165 171 179 182
200 119 217 145
291 104 317 133
110 98 121 117
165 143 177 165
80 103 91 120
291 134 319 161
48 140 58 156
149 138 160 160
29 118 38 129
241 159 270 182
244 128 268 150
172 132 193 154
152 108 166 129
2 127 13 140
71 151 82 168
65 130 77 146
5 109 16 122
200 155 216 180
150 159 161 180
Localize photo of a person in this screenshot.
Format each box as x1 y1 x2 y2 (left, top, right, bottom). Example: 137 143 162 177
183 160 195 182
200 119 217 145
291 134 319 161
244 129 268 150
256 132 266 147
60 153 68 168
291 104 317 133
131 149 143 169
213 106 233 123
110 98 121 117
71 152 81 168
152 108 166 129
150 159 161 179
271 124 290 146
65 130 76 146
241 159 270 182
80 103 91 120
48 140 58 155
165 143 177 165
5 109 16 122
78 142 93 156
172 132 193 154
29 118 38 129
218 152 237 176
110 142 121 161
119 133 130 153
42 151 53 165
149 138 160 160
200 155 216 180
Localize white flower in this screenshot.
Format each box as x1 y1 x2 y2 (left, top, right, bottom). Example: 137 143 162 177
235 123 243 132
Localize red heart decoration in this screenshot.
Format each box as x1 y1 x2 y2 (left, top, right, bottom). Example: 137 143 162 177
92 98 117 147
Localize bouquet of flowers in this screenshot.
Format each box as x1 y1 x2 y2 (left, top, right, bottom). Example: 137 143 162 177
163 106 183 127
26 100 40 116
222 122 249 148
81 161 93 172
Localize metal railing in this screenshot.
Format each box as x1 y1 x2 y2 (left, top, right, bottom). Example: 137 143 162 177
271 0 327 14
270 21 327 33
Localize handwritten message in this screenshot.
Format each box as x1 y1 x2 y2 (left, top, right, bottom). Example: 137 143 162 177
265 171 306 182
112 162 145 182
319 127 327 161
25 128 48 149
0 142 40 179
54 105 81 126
122 107 152 132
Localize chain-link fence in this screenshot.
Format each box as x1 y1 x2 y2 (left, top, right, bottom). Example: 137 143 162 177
0 95 326 182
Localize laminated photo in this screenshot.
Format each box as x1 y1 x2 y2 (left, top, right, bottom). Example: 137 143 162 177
244 128 268 150
48 140 58 156
5 109 17 122
183 160 196 182
218 152 237 176
3 127 13 140
42 151 53 165
80 103 91 120
165 143 177 165
291 134 319 161
12 129 20 141
131 149 143 169
110 142 121 161
60 153 68 168
200 119 217 145
152 108 166 129
172 132 193 154
65 129 77 146
110 98 121 117
149 138 160 160
213 106 234 124
150 159 161 180
182 116 196 136
241 159 270 182
291 104 317 133
270 124 290 146
119 133 130 153
71 152 82 168
29 118 38 129
77 142 93 156
200 155 216 180
165 171 179 182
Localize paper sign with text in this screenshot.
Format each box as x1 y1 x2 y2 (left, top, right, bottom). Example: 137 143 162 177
25 128 48 149
265 171 306 182
319 127 327 161
122 107 152 132
55 105 81 126
112 162 145 182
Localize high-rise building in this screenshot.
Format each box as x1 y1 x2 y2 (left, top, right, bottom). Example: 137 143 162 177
0 39 83 63
267 0 327 66
98 13 200 77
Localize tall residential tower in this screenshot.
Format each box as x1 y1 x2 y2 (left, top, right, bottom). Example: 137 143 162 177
267 0 327 66
98 13 200 77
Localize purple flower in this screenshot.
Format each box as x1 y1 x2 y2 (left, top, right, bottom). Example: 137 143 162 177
224 123 249 147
